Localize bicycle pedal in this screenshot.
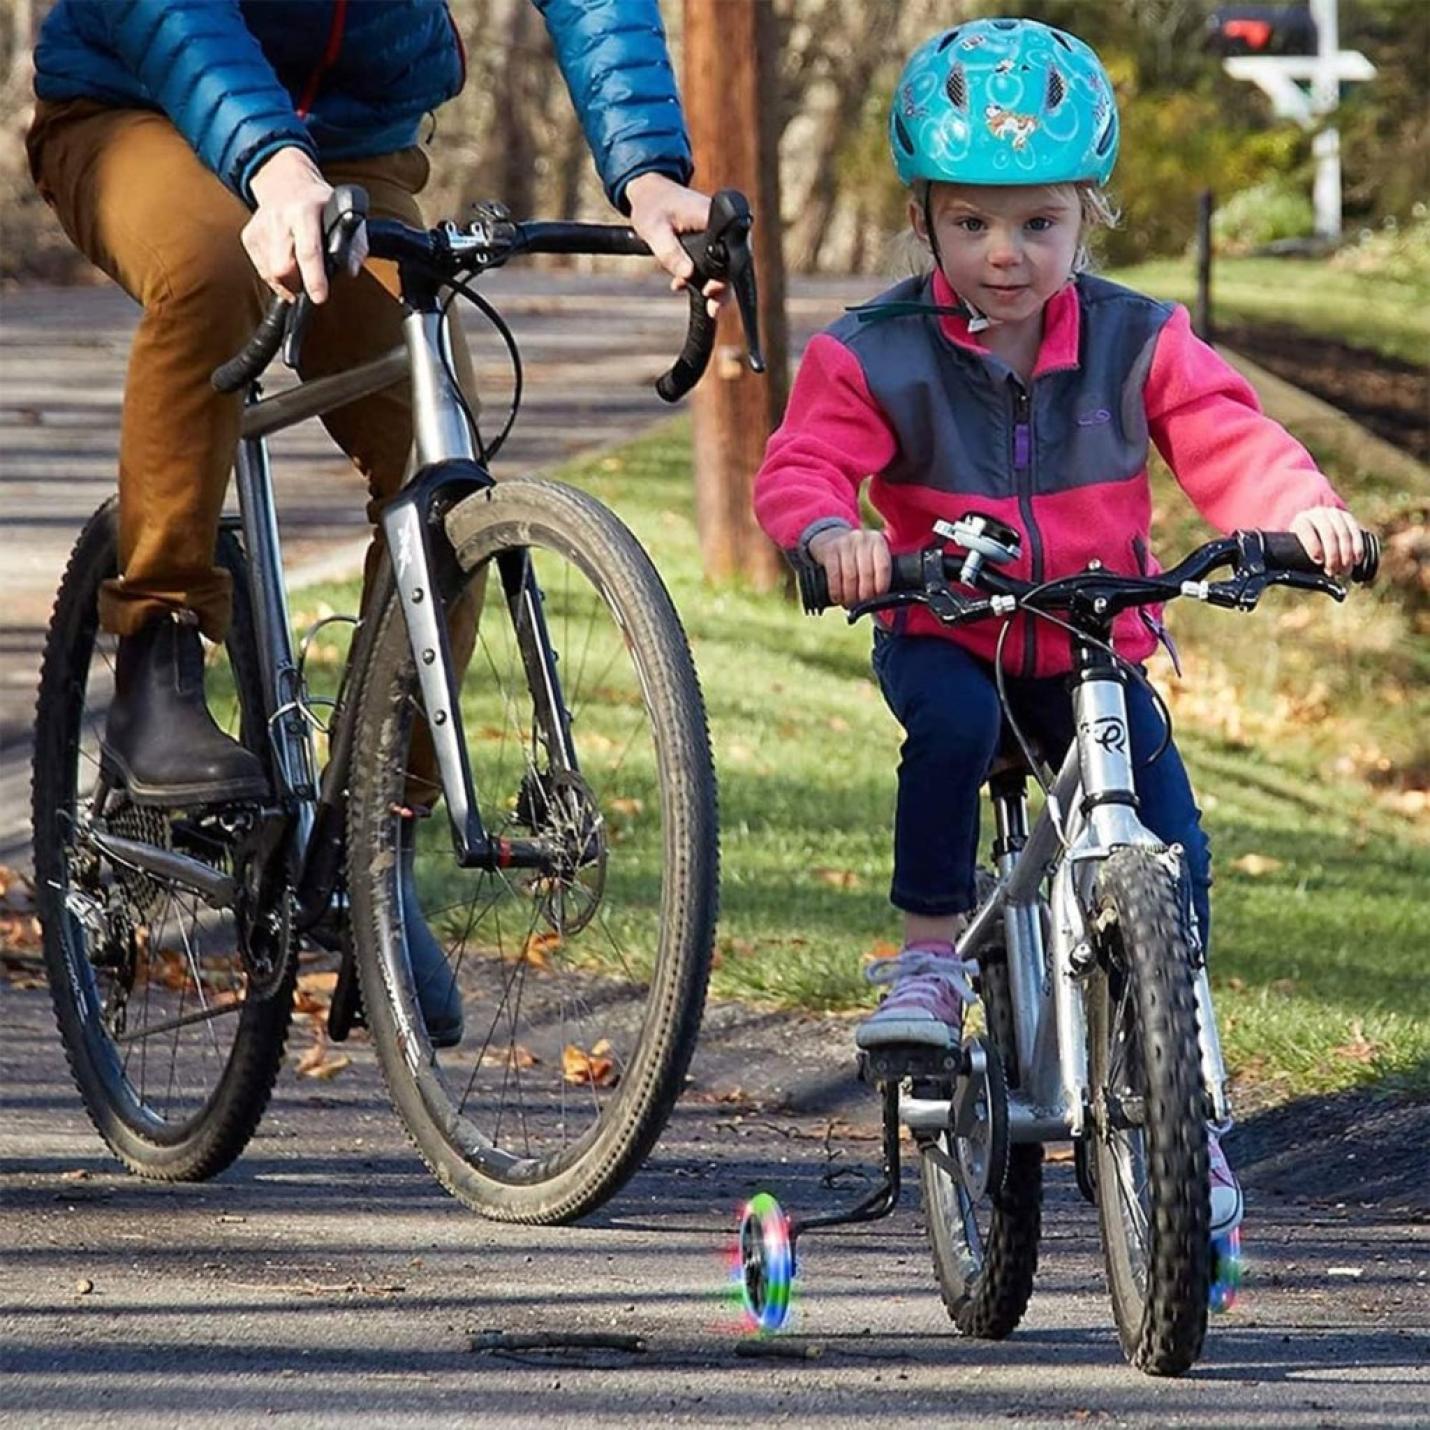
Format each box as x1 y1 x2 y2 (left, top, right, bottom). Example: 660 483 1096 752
859 1043 964 1085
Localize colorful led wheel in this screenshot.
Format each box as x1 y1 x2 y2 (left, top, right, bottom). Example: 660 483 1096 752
735 1192 794 1333
1209 1228 1243 1313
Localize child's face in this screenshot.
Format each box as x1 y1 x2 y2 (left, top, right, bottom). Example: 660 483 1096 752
911 183 1081 327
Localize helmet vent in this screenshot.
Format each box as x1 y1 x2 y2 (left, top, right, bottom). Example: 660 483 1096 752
1051 30 1074 52
946 64 968 110
992 18 1017 29
1046 67 1066 111
936 27 962 53
1094 115 1116 157
893 112 916 156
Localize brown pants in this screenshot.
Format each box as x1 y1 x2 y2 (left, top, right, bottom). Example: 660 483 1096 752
28 98 480 640
29 100 479 802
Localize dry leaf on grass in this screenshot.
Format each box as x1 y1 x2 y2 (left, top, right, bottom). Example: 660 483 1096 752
562 1038 618 1087
814 866 862 890
1229 852 1284 877
1331 1019 1380 1066
608 797 644 817
861 940 900 964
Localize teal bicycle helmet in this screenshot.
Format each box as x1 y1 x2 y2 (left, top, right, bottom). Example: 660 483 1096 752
890 18 1119 187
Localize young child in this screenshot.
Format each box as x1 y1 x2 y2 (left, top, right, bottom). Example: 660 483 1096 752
752 16 1365 1237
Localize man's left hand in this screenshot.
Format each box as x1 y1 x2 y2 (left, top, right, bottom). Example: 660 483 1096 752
624 172 729 318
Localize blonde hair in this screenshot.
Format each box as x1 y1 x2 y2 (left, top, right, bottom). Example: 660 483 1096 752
893 180 1121 277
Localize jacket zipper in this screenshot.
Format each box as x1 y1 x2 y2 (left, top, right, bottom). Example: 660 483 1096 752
1011 382 1042 677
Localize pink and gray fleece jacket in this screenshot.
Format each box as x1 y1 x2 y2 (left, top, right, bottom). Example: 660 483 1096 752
753 267 1344 678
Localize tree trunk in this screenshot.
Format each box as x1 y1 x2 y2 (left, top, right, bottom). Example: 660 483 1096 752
682 0 788 589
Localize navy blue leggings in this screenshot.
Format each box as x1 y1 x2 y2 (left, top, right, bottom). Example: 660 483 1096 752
873 633 1212 944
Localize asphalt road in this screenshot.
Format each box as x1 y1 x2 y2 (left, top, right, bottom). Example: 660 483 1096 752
3 983 1425 1429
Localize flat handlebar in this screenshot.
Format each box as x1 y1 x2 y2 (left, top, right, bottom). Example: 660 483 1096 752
794 525 1381 624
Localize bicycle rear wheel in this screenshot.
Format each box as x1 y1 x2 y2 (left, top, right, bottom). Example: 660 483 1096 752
348 478 717 1223
32 500 294 1179
1088 847 1210 1375
922 913 1043 1338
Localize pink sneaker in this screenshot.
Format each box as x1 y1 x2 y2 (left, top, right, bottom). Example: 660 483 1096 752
1208 1129 1244 1235
855 943 977 1051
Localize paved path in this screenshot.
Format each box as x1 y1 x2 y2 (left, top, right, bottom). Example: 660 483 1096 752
0 273 866 870
2 986 1425 1428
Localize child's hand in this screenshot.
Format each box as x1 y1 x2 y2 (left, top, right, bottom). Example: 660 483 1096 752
807 528 892 607
1289 506 1365 578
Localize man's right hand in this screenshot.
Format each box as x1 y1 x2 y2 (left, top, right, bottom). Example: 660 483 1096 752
244 147 366 304
807 528 891 608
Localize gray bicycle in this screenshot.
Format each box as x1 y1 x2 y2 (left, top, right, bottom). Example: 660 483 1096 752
33 186 762 1223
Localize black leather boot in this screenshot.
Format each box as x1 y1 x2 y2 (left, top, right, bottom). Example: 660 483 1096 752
399 832 464 1048
103 612 269 807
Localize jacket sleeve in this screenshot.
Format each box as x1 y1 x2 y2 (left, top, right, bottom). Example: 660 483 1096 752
1146 305 1344 532
753 334 899 553
534 0 692 210
101 0 314 203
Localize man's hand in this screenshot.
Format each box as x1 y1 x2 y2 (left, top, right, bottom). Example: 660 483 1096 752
244 147 367 304
1289 505 1365 578
808 528 891 608
624 171 728 318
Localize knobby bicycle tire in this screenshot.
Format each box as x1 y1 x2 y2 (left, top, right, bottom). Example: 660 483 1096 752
347 478 717 1223
32 500 295 1180
1088 847 1210 1375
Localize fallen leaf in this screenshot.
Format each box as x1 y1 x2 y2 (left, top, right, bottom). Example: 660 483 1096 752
305 1054 351 1081
1229 853 1284 877
297 970 339 997
814 866 862 890
608 797 644 817
295 1042 328 1076
1330 1019 1380 1066
562 1041 619 1087
518 930 561 968
861 940 900 964
480 1043 540 1070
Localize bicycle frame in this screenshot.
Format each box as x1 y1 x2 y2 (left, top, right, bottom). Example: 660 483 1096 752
900 639 1232 1146
231 286 538 930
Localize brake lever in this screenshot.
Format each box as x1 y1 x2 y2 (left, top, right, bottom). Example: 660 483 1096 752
677 189 765 373
283 187 369 370
845 591 924 623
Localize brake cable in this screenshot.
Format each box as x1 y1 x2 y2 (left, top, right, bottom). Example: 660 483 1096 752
436 271 526 465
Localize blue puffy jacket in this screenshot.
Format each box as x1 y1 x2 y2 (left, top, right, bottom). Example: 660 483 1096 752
33 0 692 207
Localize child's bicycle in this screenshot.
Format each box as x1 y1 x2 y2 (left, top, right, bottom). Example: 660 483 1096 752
32 185 763 1224
736 512 1378 1374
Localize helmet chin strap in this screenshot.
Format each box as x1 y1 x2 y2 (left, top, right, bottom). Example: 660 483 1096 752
923 187 997 333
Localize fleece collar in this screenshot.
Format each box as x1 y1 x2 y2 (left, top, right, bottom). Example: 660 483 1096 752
930 266 1081 377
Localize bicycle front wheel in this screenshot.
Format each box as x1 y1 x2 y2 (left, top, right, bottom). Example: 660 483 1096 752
1088 847 1210 1375
32 500 294 1180
348 478 717 1224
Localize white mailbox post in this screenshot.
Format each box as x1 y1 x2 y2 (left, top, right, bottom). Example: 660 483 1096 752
1222 0 1375 240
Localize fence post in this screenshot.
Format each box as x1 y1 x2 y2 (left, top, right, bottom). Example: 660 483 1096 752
1195 189 1215 343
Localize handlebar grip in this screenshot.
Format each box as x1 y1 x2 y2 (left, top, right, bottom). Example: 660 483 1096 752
212 293 290 394
1261 530 1380 584
794 553 831 613
655 288 719 403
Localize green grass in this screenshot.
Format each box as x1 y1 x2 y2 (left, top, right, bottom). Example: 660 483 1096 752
300 424 1430 1101
1106 255 1430 366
